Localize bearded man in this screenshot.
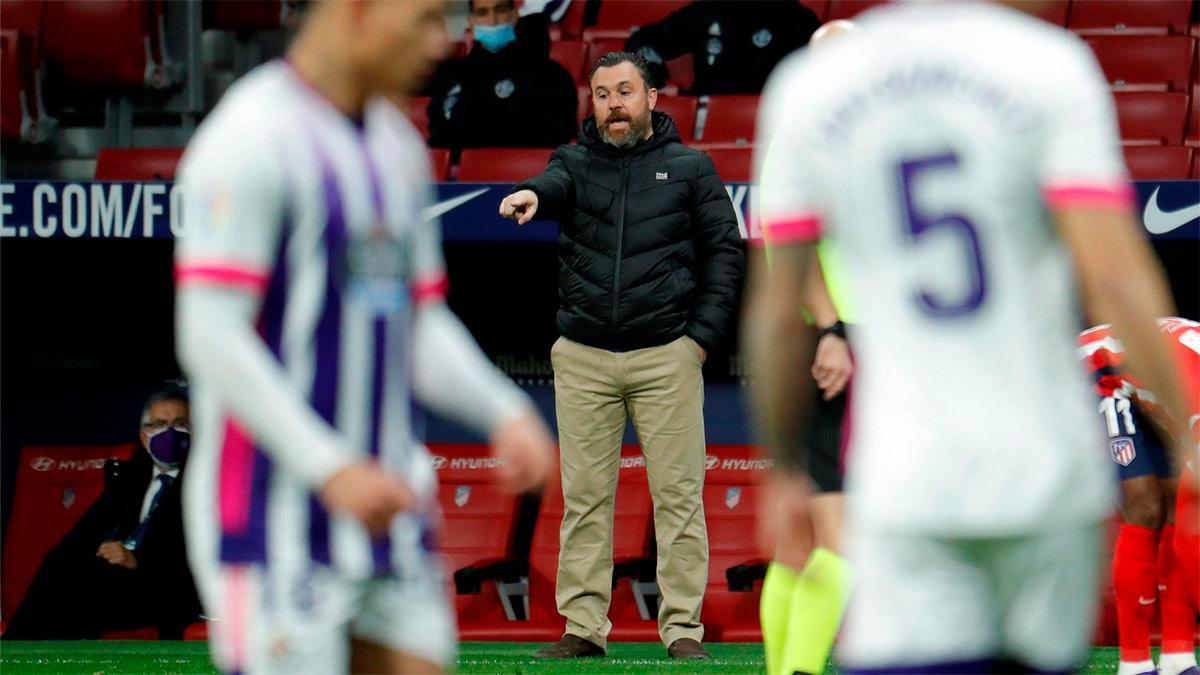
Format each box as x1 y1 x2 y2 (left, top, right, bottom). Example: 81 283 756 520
499 51 744 661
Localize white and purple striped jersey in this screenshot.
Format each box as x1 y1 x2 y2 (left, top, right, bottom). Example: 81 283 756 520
755 2 1128 534
175 61 519 583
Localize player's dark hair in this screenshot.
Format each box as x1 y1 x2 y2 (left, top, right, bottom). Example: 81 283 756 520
589 51 654 91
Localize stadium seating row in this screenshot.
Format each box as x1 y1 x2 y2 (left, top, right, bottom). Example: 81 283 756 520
4 443 1189 646
410 90 1200 150
0 0 180 141
191 1 1197 38
93 86 1200 182
540 35 1200 94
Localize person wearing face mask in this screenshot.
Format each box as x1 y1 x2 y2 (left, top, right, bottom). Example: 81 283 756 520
3 387 202 640
426 0 577 148
499 52 744 660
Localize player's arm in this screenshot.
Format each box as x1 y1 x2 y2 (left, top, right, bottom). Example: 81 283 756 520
414 185 553 495
1058 210 1190 450
744 242 820 474
801 250 852 400
1044 39 1193 465
175 139 410 532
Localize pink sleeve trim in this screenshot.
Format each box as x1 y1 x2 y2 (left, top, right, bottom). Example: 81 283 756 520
763 214 823 245
1042 182 1135 211
412 273 449 305
176 262 270 295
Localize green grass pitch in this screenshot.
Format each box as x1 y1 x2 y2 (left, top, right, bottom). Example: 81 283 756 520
0 641 1139 674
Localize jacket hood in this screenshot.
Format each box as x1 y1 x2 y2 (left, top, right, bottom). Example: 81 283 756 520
579 110 682 156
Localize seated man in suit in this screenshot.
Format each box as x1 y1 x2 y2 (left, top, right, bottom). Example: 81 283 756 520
4 386 202 639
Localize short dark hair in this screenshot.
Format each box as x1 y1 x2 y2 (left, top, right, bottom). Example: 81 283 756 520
141 384 189 425
588 51 654 90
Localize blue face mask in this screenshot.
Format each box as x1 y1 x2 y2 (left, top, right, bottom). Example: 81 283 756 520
474 23 516 53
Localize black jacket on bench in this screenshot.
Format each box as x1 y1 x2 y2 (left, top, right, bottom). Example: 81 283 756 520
512 111 744 353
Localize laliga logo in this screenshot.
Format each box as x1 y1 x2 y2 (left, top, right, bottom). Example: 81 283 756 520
431 455 448 470
31 457 57 472
705 455 719 470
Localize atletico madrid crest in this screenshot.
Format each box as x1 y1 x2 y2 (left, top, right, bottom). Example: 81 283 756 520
1110 437 1136 467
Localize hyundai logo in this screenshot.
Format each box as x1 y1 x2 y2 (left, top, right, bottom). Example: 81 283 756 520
431 455 447 470
30 457 57 472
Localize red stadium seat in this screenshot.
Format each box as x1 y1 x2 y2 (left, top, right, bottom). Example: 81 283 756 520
1 445 136 623
550 40 589 86
576 85 592 126
1187 83 1200 147
1068 0 1192 35
654 95 698 141
701 95 760 144
473 445 657 641
43 0 156 87
427 148 451 182
94 147 183 180
1192 150 1200 179
407 96 431 140
826 0 889 21
1034 1 1069 27
804 1 832 22
699 445 771 641
1122 145 1194 180
0 31 27 141
429 444 530 638
1113 91 1189 145
585 37 627 76
591 0 691 34
204 0 285 30
457 148 554 183
1086 36 1196 91
549 0 586 40
699 145 753 182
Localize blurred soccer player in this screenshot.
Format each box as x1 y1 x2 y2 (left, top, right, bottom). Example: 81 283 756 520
174 2 553 673
756 20 858 675
745 1 1195 672
1079 318 1200 675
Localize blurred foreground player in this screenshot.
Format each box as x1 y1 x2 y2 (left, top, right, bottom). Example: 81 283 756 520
756 19 858 675
175 2 554 673
1079 318 1200 675
745 1 1195 672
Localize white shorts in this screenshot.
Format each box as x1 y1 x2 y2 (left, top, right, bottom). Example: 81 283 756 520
205 560 456 674
838 522 1104 671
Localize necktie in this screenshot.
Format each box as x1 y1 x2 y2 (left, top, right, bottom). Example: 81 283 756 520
124 473 174 550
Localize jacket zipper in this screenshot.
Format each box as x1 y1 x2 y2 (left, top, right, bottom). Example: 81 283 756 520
612 156 630 335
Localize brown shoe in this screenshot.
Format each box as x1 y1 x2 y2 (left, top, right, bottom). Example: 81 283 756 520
667 638 710 660
532 634 606 659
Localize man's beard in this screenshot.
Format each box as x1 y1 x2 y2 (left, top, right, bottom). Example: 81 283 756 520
599 110 651 149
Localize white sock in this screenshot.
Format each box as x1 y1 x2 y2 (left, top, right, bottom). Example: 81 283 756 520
1160 651 1199 675
1117 659 1157 675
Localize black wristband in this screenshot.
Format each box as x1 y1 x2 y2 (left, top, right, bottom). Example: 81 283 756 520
818 320 846 340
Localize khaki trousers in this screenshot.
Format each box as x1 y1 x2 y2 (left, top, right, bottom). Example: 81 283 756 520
550 335 709 649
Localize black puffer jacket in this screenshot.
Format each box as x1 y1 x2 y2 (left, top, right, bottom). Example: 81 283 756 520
513 111 744 353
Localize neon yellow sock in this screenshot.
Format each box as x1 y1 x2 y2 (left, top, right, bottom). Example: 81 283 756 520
780 547 853 675
761 561 801 675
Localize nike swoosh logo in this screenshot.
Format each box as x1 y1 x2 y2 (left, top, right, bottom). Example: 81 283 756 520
1143 187 1200 234
423 188 490 222
1138 596 1156 605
